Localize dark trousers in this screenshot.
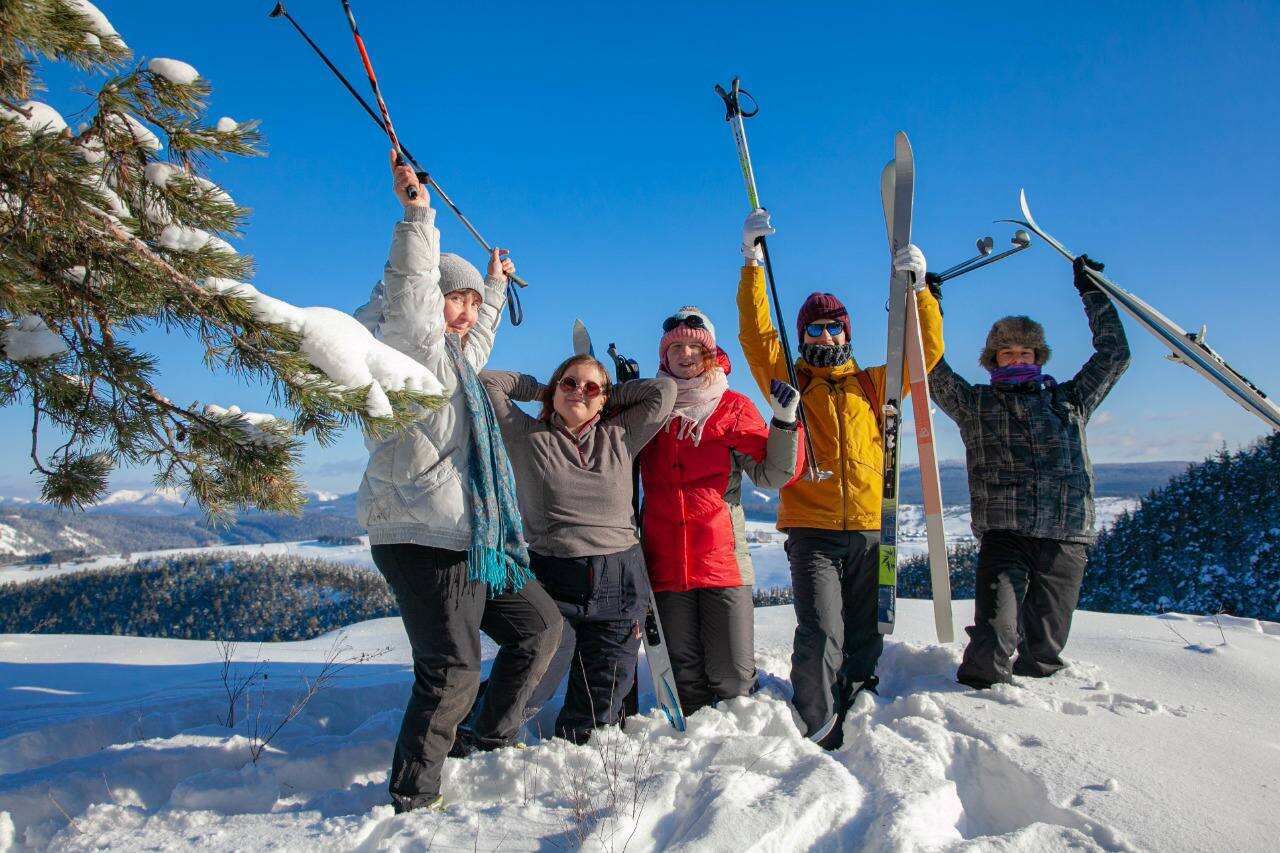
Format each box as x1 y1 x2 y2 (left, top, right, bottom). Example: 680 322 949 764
785 528 882 735
654 585 757 716
957 530 1088 688
525 545 648 744
372 543 562 801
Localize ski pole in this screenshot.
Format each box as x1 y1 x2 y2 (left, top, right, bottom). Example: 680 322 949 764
934 230 1031 283
714 77 829 482
339 0 415 198
267 5 527 326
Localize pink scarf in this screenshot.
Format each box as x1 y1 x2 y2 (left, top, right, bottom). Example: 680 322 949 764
660 366 728 446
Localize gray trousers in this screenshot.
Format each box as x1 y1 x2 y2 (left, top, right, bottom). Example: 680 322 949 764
785 528 882 736
957 530 1087 688
372 544 562 801
655 585 757 716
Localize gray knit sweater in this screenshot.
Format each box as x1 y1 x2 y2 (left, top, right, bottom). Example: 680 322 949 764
481 372 677 559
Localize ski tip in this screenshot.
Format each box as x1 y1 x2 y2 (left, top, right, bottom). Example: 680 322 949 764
1018 188 1034 221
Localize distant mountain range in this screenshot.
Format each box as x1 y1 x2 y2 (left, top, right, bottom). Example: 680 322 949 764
742 460 1188 520
0 491 361 562
0 461 1187 562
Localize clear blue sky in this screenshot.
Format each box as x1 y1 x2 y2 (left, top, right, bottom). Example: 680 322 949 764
5 1 1279 499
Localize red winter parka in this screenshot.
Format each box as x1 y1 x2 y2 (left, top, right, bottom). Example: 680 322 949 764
639 353 805 594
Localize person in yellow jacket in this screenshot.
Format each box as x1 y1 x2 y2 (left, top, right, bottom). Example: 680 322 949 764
736 208 943 748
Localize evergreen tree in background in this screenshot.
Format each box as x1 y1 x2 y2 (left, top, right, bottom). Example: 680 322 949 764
0 1 441 518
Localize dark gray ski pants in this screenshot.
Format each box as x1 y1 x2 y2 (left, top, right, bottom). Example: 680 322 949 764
372 544 562 801
785 528 882 736
956 530 1087 688
654 585 757 716
525 545 648 744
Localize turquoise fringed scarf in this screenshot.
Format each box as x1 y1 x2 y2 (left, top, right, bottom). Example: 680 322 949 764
445 335 532 594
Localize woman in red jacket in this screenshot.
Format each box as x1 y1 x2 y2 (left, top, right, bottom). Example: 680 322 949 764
639 307 804 716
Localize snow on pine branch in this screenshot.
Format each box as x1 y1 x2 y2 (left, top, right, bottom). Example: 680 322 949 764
63 0 123 43
1 315 69 362
160 224 235 254
199 404 290 447
147 58 200 85
202 279 445 418
0 101 68 136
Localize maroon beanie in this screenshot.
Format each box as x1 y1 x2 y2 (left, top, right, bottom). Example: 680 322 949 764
796 292 851 341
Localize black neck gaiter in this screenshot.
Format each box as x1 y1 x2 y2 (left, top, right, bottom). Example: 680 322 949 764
799 342 852 368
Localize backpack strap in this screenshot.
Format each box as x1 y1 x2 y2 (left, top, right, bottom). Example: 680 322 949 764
855 370 882 435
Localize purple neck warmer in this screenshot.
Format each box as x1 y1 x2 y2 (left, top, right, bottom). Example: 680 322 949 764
990 363 1053 385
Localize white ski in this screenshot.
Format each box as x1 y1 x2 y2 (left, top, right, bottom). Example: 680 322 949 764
1010 191 1280 432
904 294 954 642
879 135 953 642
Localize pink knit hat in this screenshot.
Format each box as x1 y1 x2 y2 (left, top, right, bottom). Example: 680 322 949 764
796 292 851 341
659 306 716 368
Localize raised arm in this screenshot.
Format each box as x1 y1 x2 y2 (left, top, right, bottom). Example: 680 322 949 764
867 248 945 403
1066 257 1131 418
736 210 791 398
462 249 514 372
479 370 541 436
376 153 445 367
928 357 977 422
608 376 677 454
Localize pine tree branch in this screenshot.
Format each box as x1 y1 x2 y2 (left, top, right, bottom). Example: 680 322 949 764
29 392 53 476
0 97 32 118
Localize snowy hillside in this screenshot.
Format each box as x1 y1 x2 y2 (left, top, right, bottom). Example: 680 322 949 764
1 602 1276 850
1 498 1137 592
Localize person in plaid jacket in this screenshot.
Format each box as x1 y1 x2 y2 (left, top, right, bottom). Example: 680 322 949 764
929 255 1130 689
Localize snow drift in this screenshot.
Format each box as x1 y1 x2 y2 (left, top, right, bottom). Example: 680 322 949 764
1 601 1276 851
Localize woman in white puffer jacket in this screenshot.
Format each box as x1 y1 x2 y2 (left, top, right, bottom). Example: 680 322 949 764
352 152 562 814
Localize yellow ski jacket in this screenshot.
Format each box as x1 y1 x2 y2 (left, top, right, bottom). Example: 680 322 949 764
736 264 944 531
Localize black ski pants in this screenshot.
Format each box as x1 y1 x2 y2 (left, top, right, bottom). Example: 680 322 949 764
654 585 757 716
525 545 647 744
956 530 1088 688
371 543 562 801
785 528 882 736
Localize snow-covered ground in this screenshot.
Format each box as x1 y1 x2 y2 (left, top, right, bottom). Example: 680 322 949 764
2 600 1276 851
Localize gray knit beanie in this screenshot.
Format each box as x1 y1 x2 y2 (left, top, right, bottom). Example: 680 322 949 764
979 315 1051 371
439 252 484 297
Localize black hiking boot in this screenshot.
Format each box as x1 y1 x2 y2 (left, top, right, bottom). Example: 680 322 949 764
813 676 879 751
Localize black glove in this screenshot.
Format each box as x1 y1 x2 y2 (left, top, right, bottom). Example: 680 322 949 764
1073 254 1104 295
924 271 944 314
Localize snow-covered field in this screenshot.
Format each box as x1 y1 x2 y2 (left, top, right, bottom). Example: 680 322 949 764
2 599 1276 851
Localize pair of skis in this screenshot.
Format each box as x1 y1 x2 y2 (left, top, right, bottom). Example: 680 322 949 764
875 134 954 643
571 323 687 733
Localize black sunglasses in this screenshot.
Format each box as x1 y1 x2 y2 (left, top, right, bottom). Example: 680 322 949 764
662 315 707 333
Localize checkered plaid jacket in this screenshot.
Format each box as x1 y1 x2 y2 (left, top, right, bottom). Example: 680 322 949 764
930 291 1130 544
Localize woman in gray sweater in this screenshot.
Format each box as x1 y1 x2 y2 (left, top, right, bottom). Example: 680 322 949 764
482 356 676 743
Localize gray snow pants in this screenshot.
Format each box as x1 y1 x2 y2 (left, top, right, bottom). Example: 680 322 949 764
956 530 1088 688
654 585 757 716
372 543 562 802
785 528 882 736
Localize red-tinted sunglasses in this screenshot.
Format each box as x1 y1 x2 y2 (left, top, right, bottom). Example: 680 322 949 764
557 376 604 399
